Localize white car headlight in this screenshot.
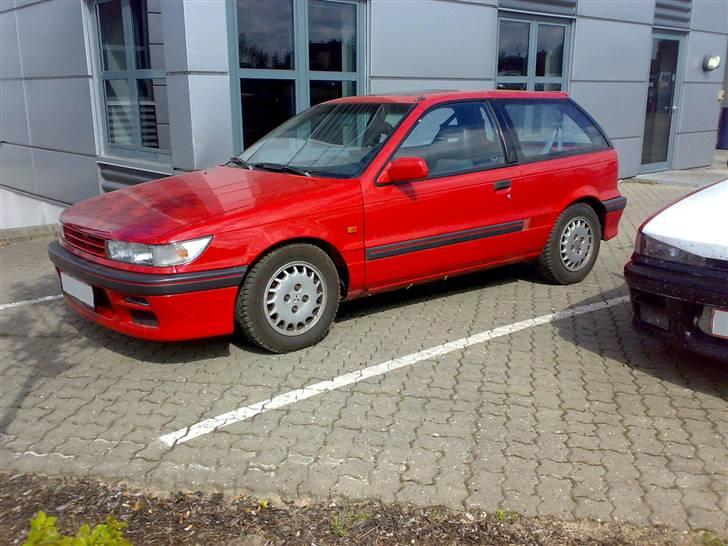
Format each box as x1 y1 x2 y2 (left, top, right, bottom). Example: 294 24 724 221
636 232 707 268
105 236 212 267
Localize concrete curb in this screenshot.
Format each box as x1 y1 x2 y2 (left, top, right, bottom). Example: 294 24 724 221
0 223 59 245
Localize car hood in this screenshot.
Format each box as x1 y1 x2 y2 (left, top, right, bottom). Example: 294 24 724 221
642 180 728 261
60 166 344 243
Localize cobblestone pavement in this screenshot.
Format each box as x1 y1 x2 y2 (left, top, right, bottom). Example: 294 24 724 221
1 181 726 534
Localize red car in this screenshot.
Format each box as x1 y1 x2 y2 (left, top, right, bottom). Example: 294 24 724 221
49 90 625 352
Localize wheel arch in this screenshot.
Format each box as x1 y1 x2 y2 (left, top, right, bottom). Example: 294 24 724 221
245 237 351 298
567 196 607 239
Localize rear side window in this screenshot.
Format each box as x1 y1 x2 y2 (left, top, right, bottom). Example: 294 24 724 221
500 100 608 161
395 101 506 178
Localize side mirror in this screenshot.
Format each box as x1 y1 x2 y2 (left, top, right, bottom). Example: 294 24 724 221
378 157 429 184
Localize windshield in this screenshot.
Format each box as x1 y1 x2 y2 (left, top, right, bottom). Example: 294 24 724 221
238 102 412 178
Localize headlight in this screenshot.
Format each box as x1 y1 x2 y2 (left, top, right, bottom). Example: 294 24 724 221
636 232 706 267
105 236 212 267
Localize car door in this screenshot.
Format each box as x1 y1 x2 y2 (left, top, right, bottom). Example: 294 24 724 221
362 100 523 290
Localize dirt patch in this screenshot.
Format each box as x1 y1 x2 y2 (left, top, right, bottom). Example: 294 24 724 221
1 472 724 545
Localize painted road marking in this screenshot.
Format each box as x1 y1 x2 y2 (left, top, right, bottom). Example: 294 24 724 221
159 295 629 447
0 294 63 311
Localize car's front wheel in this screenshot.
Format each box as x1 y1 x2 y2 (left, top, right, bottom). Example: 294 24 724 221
537 203 601 285
236 244 340 353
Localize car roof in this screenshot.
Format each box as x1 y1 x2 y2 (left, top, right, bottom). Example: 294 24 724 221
328 89 570 105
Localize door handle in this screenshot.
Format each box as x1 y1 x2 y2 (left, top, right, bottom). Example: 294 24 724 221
494 180 512 191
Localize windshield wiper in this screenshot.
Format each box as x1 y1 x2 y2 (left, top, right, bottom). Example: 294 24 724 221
225 157 251 169
251 162 311 177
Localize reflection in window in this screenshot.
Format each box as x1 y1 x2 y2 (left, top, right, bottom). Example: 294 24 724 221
130 0 164 70
310 80 356 106
104 80 133 145
309 0 356 72
98 0 126 71
137 79 169 149
536 25 565 77
535 83 562 91
237 0 294 69
241 79 296 148
497 82 527 90
498 20 529 77
395 102 505 177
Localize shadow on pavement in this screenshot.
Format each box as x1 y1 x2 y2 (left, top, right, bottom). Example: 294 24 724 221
553 286 728 400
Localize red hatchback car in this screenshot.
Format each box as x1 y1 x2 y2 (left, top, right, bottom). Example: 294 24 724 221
49 90 625 352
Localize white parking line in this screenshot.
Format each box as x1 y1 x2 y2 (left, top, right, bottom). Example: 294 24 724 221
159 295 629 447
0 294 63 311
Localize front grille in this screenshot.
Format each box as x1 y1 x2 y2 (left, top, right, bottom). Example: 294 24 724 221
62 225 107 257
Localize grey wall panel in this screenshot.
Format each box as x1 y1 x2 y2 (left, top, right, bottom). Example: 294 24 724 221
25 78 96 156
690 0 728 34
0 143 35 193
15 0 89 78
499 0 576 16
571 18 652 82
0 80 30 145
654 0 692 29
370 0 497 79
682 31 728 84
165 74 194 171
672 130 716 169
31 147 99 203
369 77 495 94
187 74 233 165
576 0 655 25
0 10 21 78
610 137 643 179
161 0 187 73
569 81 647 140
677 82 723 134
182 0 229 73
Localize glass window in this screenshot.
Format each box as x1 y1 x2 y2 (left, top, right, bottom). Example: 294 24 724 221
233 0 362 152
237 0 294 70
310 80 356 106
536 25 565 77
308 0 357 72
498 20 529 77
496 17 569 92
239 102 411 177
98 0 126 71
501 100 608 160
241 79 296 148
395 102 505 177
96 0 169 157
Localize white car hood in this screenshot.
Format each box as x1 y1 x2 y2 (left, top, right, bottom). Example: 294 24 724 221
642 180 728 261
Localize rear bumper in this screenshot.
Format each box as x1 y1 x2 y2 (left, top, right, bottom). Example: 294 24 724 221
49 240 245 341
602 195 627 241
624 256 728 362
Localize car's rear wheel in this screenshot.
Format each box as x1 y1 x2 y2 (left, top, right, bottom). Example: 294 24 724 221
537 203 601 285
236 244 340 353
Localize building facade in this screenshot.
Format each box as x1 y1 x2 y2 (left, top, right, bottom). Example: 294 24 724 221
1 0 727 229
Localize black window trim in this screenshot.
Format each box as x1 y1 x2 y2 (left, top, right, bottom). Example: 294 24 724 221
374 98 513 186
490 97 612 166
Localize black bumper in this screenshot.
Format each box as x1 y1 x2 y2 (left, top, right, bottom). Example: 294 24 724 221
624 256 728 362
48 240 247 296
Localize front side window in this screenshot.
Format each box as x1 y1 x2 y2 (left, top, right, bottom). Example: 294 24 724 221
500 100 608 160
497 16 569 92
395 102 506 177
96 0 169 158
239 102 411 177
234 0 363 150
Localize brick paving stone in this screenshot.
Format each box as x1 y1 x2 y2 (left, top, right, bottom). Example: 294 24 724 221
1 182 727 534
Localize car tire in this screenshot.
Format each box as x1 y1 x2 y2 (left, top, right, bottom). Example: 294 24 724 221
537 203 602 285
236 244 340 353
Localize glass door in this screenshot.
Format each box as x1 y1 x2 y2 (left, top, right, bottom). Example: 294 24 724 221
641 33 683 172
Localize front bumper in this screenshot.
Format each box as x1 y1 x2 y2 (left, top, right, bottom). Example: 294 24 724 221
624 255 728 362
49 240 246 341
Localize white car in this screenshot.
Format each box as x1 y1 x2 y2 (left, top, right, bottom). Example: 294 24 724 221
625 180 728 362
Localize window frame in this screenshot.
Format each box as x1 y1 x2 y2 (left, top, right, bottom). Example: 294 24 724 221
496 13 572 92
93 0 170 162
491 98 612 164
228 0 367 154
377 99 512 185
